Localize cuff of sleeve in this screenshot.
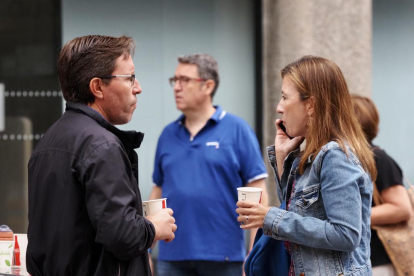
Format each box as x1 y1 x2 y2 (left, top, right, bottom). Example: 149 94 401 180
263 206 287 239
145 218 156 247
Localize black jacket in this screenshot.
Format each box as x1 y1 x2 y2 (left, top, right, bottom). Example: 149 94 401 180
27 102 155 276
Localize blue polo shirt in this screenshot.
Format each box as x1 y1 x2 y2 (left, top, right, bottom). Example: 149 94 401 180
153 106 268 262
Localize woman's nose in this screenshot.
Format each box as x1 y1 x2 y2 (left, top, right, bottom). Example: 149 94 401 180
276 100 283 114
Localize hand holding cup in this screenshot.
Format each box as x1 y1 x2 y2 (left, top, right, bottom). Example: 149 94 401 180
146 208 177 243
143 199 177 243
236 187 271 229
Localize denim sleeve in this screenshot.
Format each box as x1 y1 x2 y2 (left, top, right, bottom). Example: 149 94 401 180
263 148 366 252
266 145 284 203
263 207 288 239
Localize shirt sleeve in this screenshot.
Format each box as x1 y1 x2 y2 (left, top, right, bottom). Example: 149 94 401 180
236 121 268 184
81 140 155 260
263 147 366 252
152 134 164 186
373 147 403 192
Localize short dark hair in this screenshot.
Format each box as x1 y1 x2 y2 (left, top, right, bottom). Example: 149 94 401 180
178 53 220 98
58 35 135 104
351 94 380 142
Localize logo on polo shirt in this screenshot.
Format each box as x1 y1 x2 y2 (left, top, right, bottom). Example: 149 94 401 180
206 141 219 149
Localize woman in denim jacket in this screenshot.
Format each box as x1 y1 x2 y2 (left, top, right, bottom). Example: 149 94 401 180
237 56 377 276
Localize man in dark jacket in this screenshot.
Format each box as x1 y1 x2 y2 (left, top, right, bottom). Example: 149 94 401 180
27 35 177 276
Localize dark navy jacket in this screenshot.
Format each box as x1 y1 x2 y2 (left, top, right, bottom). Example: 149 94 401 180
27 102 155 276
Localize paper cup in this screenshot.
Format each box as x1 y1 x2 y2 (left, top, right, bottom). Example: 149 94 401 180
13 234 27 271
142 198 167 217
237 187 262 203
0 240 14 269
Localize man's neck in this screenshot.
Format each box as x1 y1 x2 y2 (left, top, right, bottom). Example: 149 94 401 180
88 102 110 122
183 104 216 138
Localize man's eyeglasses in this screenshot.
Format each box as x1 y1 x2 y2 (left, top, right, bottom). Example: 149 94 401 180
169 76 207 87
100 74 136 86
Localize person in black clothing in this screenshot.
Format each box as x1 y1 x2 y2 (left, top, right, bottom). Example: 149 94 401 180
351 95 412 276
27 35 177 276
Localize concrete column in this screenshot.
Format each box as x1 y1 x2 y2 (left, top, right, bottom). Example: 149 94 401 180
262 0 372 205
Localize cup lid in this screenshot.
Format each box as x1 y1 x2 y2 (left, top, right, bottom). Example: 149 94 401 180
237 187 263 192
0 225 12 232
143 198 167 203
0 225 13 239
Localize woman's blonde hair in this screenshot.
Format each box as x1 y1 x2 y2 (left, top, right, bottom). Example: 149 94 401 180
281 56 377 180
350 95 380 142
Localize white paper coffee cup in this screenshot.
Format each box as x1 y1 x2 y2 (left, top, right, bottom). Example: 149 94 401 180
237 187 262 203
142 198 167 217
0 240 14 269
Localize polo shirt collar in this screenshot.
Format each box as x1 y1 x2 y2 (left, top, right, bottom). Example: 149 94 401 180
176 105 226 125
210 105 226 122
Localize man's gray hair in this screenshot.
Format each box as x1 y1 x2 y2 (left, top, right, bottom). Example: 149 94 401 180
178 53 220 98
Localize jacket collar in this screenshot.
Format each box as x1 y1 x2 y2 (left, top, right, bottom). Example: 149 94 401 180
65 101 144 150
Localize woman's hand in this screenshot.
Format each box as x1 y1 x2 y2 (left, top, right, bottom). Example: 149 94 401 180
275 119 304 156
236 201 272 229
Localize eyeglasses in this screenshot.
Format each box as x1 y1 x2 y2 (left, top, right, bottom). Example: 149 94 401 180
100 74 136 86
169 76 207 87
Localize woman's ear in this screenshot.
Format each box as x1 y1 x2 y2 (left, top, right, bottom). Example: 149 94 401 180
89 78 104 100
307 96 315 116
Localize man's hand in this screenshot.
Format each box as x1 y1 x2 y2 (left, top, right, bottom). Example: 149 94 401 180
146 208 177 242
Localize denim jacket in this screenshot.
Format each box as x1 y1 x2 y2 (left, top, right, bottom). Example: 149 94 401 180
263 141 372 276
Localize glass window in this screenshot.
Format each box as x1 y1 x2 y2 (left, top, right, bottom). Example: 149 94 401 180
0 0 62 233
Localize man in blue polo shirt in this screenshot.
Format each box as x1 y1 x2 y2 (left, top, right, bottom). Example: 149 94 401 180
149 54 268 276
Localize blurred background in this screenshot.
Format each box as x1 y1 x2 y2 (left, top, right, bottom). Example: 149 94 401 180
0 0 413 261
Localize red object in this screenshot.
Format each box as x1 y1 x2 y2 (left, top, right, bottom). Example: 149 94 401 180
162 200 166 209
14 235 21 266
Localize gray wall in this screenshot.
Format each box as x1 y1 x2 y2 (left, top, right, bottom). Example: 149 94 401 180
62 0 257 199
373 0 414 182
262 0 372 205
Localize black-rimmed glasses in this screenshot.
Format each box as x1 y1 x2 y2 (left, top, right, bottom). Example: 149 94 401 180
169 76 207 87
100 74 136 86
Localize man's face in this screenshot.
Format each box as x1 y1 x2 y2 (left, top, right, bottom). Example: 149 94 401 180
173 63 210 112
101 55 142 125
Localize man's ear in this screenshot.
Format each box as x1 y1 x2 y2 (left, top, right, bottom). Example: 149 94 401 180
203 79 215 96
89 78 104 100
307 96 315 116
